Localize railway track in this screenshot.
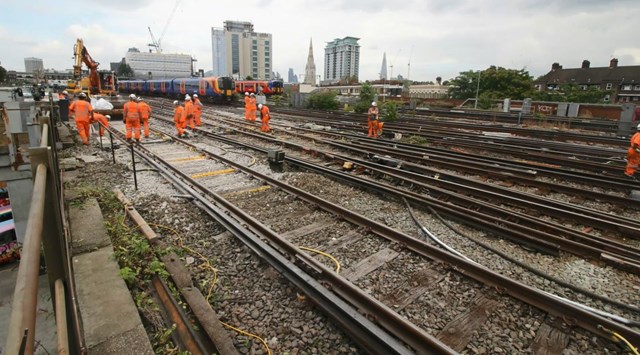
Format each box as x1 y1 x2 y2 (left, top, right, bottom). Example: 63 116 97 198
84 103 640 353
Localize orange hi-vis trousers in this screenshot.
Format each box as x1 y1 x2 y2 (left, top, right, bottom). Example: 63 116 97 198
126 118 141 140
626 147 640 176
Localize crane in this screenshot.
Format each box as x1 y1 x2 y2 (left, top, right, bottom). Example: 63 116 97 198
147 0 182 53
407 44 414 81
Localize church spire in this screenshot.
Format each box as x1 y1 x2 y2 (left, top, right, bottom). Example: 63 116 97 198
304 38 317 85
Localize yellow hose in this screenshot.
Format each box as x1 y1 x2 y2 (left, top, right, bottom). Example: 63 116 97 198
299 246 341 273
220 321 271 355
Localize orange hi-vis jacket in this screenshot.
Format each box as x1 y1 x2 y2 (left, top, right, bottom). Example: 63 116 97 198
174 106 184 124
138 101 151 120
184 100 194 119
69 100 92 122
123 101 140 121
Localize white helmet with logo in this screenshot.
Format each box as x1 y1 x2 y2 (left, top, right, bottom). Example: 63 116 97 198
193 94 198 98
185 94 191 101
637 123 640 130
371 102 377 107
244 92 249 96
105 115 111 119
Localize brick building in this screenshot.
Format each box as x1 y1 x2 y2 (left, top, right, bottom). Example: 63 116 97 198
534 59 640 103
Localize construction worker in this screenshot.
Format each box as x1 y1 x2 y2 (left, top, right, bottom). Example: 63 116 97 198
625 123 640 180
249 93 257 122
244 92 251 121
137 97 152 138
193 94 203 127
367 102 379 138
69 93 93 145
91 113 110 138
173 100 185 137
122 93 141 142
184 94 194 130
258 103 271 133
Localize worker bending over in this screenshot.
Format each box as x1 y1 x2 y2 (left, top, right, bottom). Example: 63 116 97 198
258 103 271 133
123 94 141 142
137 97 152 138
367 102 379 138
69 92 93 145
625 123 640 180
249 93 257 122
173 100 185 137
193 94 203 127
91 113 110 138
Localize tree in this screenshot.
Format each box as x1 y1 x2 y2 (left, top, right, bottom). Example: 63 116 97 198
448 66 534 101
306 90 340 110
0 65 6 83
355 82 375 113
117 63 134 78
245 75 254 80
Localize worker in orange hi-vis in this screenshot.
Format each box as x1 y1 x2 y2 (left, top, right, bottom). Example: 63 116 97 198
193 94 203 127
367 101 379 138
243 92 251 121
122 93 141 142
625 123 640 180
137 97 152 138
69 92 93 145
91 113 110 138
183 94 195 130
173 100 185 137
258 103 271 133
249 93 257 122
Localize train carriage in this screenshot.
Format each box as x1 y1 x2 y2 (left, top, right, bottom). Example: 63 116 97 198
118 76 235 103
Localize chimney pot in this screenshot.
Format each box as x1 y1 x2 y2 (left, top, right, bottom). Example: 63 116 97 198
610 58 619 68
581 60 590 69
552 62 561 70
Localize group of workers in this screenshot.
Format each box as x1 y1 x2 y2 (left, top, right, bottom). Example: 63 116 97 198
172 93 203 137
243 92 271 133
68 92 111 145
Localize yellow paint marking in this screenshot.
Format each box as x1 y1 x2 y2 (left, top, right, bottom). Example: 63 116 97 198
191 168 236 179
168 155 206 163
222 185 271 197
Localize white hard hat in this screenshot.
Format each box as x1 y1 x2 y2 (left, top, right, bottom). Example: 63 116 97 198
250 93 255 96
137 97 143 101
185 95 191 100
245 92 249 96
173 100 179 105
193 94 198 98
105 115 111 119
79 92 86 98
129 93 136 99
637 123 640 130
258 104 263 109
62 90 68 94
371 102 377 107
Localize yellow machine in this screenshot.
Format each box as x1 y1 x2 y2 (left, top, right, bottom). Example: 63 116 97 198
67 38 124 116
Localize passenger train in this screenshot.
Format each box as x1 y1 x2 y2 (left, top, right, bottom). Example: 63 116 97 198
118 77 284 103
118 76 236 103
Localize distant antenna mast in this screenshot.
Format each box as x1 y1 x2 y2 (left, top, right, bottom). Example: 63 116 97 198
389 49 401 80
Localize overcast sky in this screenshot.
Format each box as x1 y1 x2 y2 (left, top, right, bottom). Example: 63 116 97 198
1 0 639 82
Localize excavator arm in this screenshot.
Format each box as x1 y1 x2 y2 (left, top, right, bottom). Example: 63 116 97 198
72 38 102 93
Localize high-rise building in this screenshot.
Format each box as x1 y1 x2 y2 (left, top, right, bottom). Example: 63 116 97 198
287 68 298 83
324 37 360 82
303 38 316 85
124 48 192 79
210 21 273 80
24 57 44 74
380 52 387 80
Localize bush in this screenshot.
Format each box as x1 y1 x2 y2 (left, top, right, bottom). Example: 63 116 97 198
381 101 399 122
306 90 340 110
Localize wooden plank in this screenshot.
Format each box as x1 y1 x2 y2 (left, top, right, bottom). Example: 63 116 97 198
529 320 570 355
341 248 399 282
382 268 443 311
280 221 330 240
436 294 499 352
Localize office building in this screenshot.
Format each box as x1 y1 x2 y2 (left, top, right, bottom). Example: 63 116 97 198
210 21 273 80
24 57 44 74
124 48 192 79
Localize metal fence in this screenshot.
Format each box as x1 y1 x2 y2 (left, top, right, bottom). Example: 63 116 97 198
4 96 83 354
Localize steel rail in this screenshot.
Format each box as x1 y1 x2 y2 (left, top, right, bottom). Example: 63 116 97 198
107 127 437 354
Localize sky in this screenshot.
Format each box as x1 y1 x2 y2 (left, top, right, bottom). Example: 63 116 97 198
1 0 640 83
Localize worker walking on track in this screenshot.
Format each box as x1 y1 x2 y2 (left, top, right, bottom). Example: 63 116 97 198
367 102 380 138
244 92 251 121
173 100 185 137
91 113 110 138
193 94 203 127
69 92 93 145
184 94 194 130
258 103 271 133
137 97 152 138
625 123 640 181
249 93 257 122
122 93 141 142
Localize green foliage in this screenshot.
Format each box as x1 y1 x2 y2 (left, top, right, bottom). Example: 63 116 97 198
0 65 6 83
245 75 254 80
448 66 534 101
271 95 283 106
118 267 137 286
381 101 399 121
355 83 376 113
531 84 610 104
306 90 340 110
116 63 134 78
